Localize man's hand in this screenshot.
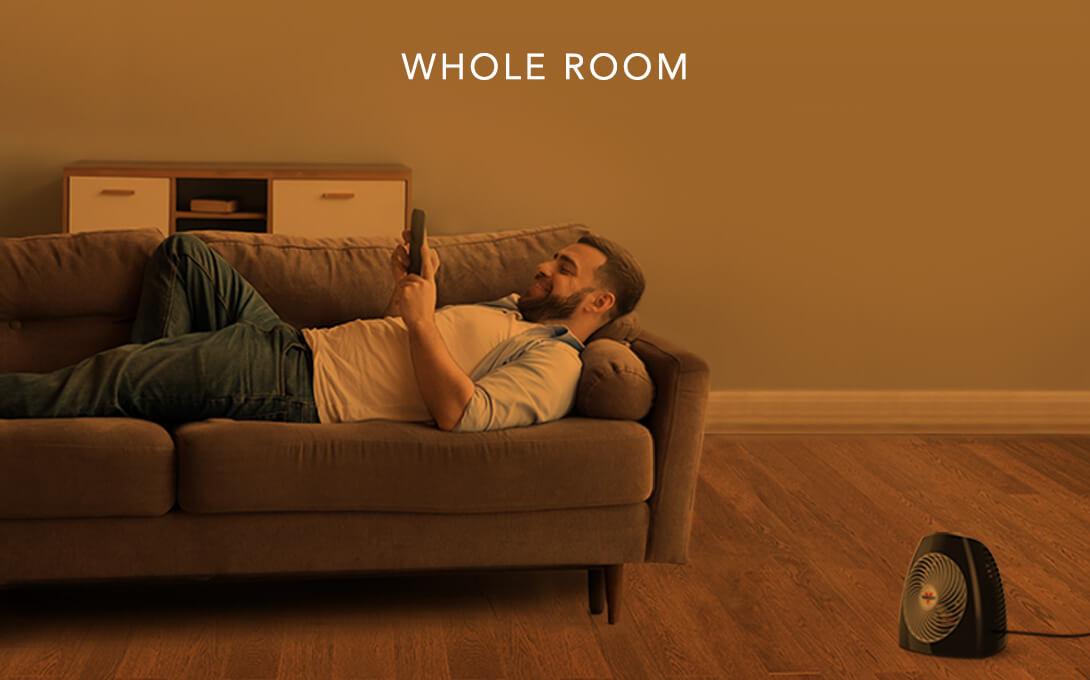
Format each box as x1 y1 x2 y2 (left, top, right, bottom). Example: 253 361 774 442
394 228 441 328
386 227 439 318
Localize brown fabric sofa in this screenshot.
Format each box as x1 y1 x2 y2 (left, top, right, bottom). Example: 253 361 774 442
0 224 710 624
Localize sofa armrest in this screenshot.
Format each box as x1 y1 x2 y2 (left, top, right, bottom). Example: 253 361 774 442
630 329 711 564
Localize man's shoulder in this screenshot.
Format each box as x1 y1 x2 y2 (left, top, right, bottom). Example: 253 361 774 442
514 333 583 371
515 322 585 355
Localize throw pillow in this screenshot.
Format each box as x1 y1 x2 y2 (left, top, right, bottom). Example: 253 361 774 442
575 338 654 421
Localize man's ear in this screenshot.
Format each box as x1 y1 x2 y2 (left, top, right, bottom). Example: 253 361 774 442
589 290 616 316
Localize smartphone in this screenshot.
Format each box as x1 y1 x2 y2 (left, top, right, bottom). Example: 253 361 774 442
409 209 426 276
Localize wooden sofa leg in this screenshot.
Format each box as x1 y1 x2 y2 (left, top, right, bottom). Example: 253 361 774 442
588 568 605 614
605 564 624 624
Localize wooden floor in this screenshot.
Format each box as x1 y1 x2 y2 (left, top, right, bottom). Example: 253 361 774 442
2 435 1090 679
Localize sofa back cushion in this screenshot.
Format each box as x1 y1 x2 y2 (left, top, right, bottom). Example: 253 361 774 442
1 224 644 381
0 228 163 372
192 222 593 328
194 225 644 346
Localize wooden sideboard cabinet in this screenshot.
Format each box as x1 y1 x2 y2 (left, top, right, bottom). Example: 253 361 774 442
63 161 412 237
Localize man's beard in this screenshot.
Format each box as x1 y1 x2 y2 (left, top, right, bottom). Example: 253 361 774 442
517 286 594 323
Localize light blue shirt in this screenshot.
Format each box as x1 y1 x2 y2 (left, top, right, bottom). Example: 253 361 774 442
452 294 586 432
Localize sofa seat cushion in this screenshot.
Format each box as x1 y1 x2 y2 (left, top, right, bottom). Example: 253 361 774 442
175 418 653 514
0 418 175 519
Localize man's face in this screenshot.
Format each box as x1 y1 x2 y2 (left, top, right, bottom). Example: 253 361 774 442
517 243 607 323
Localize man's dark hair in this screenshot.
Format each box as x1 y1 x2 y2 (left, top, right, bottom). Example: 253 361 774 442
577 234 646 321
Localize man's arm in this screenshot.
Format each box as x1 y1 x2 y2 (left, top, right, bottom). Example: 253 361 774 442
406 317 475 431
393 225 473 430
452 341 582 433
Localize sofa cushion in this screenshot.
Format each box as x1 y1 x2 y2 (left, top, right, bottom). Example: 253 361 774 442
192 222 591 328
192 223 640 347
0 317 138 374
0 418 175 519
576 339 655 421
0 228 164 372
175 418 653 514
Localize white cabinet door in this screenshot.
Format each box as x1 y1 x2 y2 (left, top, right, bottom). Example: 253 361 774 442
271 179 406 237
68 176 170 234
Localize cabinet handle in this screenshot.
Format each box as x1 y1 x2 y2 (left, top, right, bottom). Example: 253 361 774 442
321 192 355 200
100 188 136 196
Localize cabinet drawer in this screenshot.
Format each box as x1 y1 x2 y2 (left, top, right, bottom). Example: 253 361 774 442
68 176 170 234
271 179 406 237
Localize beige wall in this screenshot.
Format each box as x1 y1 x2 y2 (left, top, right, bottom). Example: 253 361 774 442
1 1 1087 390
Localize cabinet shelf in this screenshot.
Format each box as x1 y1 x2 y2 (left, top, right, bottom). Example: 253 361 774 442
175 211 267 220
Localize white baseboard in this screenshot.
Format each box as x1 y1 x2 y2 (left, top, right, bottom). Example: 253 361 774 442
704 390 1090 434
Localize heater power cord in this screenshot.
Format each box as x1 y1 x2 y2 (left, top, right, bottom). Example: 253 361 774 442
996 629 1090 638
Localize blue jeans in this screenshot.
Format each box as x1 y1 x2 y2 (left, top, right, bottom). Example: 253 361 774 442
0 233 320 425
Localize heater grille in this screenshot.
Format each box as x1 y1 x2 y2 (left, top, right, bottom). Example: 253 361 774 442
979 545 1007 634
902 552 968 643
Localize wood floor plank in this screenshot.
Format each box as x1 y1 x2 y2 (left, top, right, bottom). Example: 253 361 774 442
440 573 508 680
3 642 73 679
481 569 612 679
112 624 164 678
277 619 333 680
383 574 454 680
312 574 451 680
59 626 129 680
175 620 231 680
637 561 767 678
220 618 284 680
328 599 396 679
762 462 912 670
621 564 725 677
1 614 85 679
722 440 902 676
587 579 667 680
696 446 837 675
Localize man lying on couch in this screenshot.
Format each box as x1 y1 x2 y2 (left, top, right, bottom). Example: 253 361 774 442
0 229 645 432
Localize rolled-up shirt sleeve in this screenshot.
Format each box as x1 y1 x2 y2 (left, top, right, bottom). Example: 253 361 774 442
452 341 583 432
